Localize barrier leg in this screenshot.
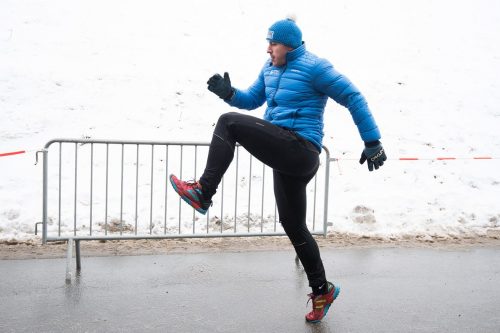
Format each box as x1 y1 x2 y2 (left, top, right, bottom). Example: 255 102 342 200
65 238 73 282
75 240 81 271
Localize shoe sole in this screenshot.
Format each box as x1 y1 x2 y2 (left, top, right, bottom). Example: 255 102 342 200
169 176 208 215
306 285 341 324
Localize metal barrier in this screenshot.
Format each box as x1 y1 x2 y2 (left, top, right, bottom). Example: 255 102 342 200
39 139 331 277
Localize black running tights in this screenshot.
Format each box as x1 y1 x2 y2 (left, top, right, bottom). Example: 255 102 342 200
199 112 327 289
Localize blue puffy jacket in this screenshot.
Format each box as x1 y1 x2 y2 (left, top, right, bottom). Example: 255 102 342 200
226 43 381 151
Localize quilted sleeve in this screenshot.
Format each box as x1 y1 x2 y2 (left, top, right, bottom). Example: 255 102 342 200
313 59 381 142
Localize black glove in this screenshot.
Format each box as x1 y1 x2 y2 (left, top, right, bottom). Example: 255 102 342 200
207 72 234 100
359 140 387 171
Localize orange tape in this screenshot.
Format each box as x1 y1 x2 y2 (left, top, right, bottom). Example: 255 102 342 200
0 150 26 157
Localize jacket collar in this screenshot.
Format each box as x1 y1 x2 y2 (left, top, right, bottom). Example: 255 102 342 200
286 42 306 62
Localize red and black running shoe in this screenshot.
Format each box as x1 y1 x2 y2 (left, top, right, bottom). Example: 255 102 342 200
169 174 212 215
305 282 340 323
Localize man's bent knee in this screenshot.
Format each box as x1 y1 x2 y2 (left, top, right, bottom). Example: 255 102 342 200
217 111 240 125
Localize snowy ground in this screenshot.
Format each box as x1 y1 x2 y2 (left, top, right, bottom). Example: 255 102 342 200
1 0 499 241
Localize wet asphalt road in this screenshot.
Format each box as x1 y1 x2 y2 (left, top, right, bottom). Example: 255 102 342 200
1 246 499 332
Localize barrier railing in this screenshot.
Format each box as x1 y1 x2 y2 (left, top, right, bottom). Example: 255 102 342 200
40 139 331 270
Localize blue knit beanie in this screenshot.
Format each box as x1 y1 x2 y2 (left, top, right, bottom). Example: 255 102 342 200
266 18 302 49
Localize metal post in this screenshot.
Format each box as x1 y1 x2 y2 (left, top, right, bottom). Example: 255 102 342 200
274 203 277 232
261 164 265 233
322 147 331 237
74 143 78 236
247 155 252 232
75 239 81 270
193 145 197 233
135 144 139 235
150 145 154 234
220 177 224 233
178 145 183 234
234 147 239 232
120 144 124 235
58 143 62 237
164 145 168 234
42 148 49 244
90 144 94 235
105 144 109 235
312 174 317 230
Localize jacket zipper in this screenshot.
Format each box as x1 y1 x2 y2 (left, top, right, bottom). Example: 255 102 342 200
271 65 287 110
